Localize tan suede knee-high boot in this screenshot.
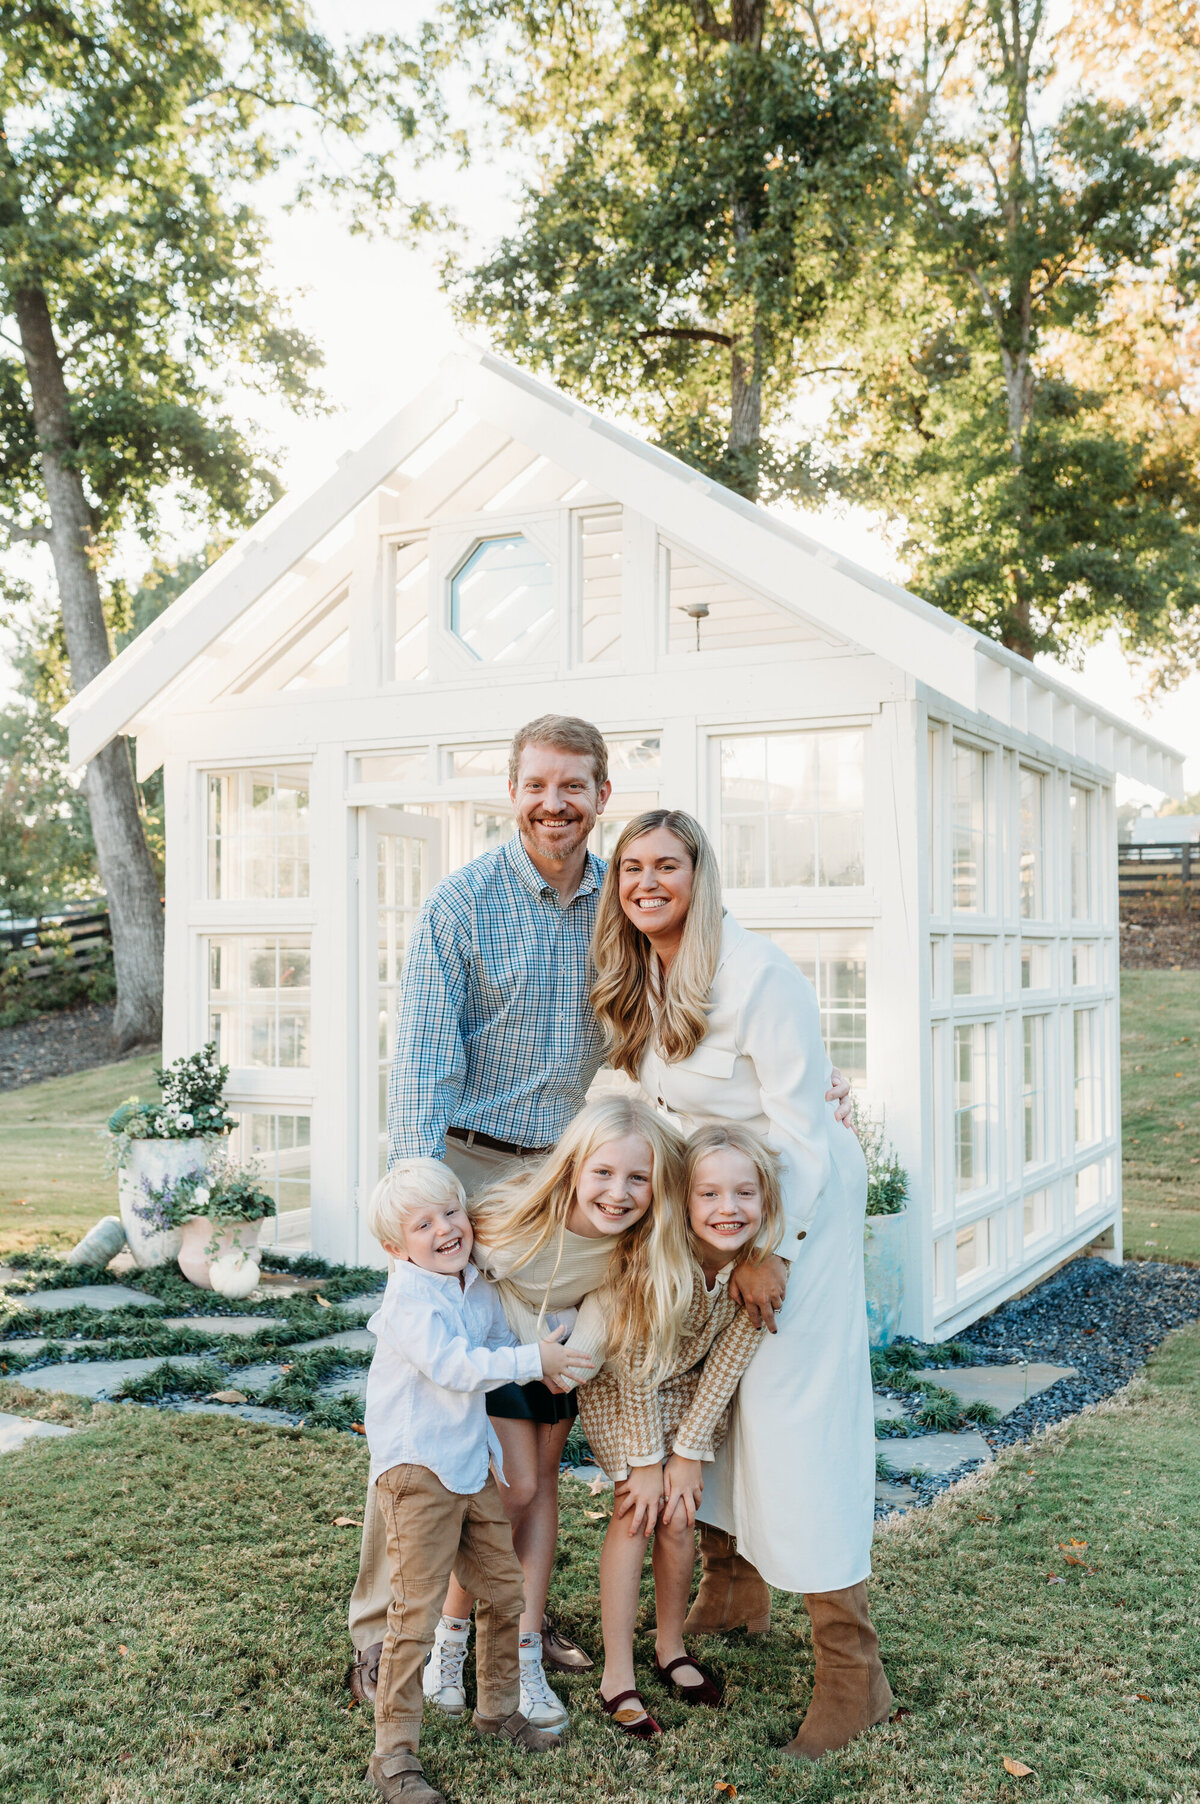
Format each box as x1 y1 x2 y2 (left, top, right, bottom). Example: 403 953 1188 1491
783 1583 893 1760
682 1526 772 1636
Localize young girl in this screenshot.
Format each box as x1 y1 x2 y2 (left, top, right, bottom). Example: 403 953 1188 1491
425 1096 690 1732
579 1122 784 1736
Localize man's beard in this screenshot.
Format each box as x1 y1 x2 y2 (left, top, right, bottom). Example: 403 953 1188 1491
524 815 592 861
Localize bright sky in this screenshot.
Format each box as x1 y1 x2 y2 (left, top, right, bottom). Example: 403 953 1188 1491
11 0 1200 799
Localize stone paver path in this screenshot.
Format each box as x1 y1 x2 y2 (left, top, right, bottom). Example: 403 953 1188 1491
2 1338 106 1356
18 1356 207 1399
873 1396 908 1421
293 1328 375 1353
337 1291 386 1317
0 1410 75 1454
914 1362 1076 1414
879 1427 993 1476
173 1401 295 1426
162 1316 285 1337
227 1363 286 1392
17 1284 168 1314
319 1371 368 1404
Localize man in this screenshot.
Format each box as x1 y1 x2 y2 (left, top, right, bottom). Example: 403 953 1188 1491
347 712 852 1719
347 715 613 1726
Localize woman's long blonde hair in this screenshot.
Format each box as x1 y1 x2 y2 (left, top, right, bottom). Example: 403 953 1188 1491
470 1096 693 1376
590 809 724 1080
684 1122 785 1266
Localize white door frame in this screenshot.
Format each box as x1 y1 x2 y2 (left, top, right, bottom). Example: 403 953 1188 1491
355 806 443 1263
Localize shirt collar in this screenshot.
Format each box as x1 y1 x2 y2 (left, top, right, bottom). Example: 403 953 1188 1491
502 831 604 904
393 1257 483 1296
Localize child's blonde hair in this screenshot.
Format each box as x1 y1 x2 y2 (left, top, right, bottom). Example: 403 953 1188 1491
470 1096 693 1379
367 1158 466 1250
683 1122 785 1265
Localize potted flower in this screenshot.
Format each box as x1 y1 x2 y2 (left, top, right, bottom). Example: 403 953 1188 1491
857 1105 909 1350
163 1159 277 1292
107 1044 237 1268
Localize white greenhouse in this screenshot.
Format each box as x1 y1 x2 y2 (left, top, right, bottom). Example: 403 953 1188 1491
62 347 1184 1339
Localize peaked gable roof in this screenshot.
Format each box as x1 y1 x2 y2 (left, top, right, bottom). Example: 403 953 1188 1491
60 343 1184 794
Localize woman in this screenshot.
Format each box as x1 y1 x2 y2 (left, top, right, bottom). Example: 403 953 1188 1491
589 808 892 1761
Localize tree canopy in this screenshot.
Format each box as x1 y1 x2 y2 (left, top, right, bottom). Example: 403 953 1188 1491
446 0 891 500
0 0 426 1043
442 0 1200 674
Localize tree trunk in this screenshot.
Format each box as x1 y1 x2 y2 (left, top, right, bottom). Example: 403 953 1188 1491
729 326 763 498
13 281 164 1049
998 334 1036 659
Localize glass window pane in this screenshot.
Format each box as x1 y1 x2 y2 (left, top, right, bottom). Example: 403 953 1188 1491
205 767 311 900
953 1022 989 1195
760 929 867 1085
1023 1187 1051 1243
1074 1007 1101 1149
952 744 986 911
450 535 554 664
952 941 992 996
1070 785 1093 920
356 751 429 785
580 509 623 663
448 744 510 779
1019 768 1044 918
608 735 661 772
204 935 311 1069
1022 1015 1046 1167
723 816 766 889
720 730 864 891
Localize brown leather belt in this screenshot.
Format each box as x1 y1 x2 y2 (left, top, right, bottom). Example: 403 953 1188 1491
446 1125 552 1159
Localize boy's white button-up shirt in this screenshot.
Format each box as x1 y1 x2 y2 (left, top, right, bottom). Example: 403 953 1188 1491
365 1259 543 1492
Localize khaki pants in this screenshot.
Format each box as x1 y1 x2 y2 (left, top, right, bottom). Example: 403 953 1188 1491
373 1464 525 1753
349 1136 543 1652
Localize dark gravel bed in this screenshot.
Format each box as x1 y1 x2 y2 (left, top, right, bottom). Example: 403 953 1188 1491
880 1256 1200 1511
959 1254 1200 1451
0 1004 155 1091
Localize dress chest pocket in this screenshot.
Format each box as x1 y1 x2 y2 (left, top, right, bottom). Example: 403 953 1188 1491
679 1043 738 1082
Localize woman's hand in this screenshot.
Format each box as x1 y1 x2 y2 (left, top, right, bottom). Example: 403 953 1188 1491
826 1065 855 1130
661 1454 704 1528
729 1253 790 1333
614 1462 664 1538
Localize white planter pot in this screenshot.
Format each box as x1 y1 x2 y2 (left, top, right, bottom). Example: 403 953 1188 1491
117 1138 209 1269
178 1216 263 1290
864 1209 908 1350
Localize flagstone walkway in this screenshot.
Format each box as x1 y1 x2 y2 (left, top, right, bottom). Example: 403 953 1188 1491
5 1255 1200 1530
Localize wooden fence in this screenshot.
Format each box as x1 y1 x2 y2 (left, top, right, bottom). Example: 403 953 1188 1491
0 904 113 978
1118 842 1199 911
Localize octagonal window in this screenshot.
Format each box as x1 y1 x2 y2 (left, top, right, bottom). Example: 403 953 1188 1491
450 534 554 664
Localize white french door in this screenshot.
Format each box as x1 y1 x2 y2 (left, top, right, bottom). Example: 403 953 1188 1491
357 808 442 1255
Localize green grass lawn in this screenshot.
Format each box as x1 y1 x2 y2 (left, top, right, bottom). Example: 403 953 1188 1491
1120 970 1200 1265
0 1055 157 1258
1 1322 1196 1803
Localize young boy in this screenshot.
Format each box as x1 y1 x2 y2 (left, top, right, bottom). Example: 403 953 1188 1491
363 1159 592 1804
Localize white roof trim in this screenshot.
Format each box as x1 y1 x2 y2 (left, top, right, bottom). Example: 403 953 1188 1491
61 342 1185 792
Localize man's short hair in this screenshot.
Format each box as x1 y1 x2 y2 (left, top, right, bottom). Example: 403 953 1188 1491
508 715 608 790
367 1158 466 1249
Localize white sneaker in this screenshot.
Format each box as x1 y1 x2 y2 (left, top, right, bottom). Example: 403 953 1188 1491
423 1619 469 1716
519 1644 569 1731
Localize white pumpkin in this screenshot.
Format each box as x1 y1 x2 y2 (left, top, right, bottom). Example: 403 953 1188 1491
208 1249 261 1299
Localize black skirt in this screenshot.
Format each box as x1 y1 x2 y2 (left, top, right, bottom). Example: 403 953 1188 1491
486 1380 579 1425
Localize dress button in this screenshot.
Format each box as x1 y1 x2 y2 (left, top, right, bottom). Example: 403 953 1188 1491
797 1230 807 1240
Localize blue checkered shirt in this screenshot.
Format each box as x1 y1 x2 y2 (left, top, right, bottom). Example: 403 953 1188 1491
387 834 610 1164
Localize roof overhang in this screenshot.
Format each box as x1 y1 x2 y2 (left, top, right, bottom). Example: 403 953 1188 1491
59 342 1186 796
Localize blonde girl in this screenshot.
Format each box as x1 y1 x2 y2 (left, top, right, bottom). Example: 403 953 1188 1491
427 1096 690 1732
580 1122 784 1736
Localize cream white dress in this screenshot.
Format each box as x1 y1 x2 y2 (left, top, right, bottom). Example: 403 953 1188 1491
638 914 874 1593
